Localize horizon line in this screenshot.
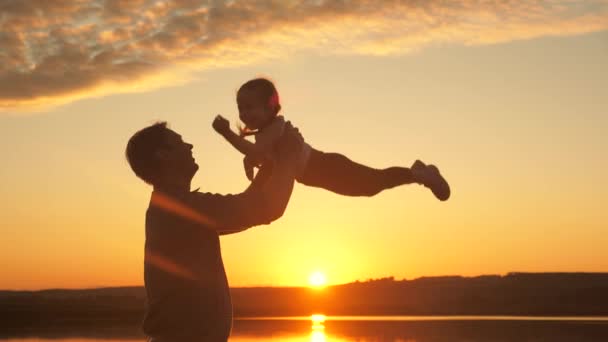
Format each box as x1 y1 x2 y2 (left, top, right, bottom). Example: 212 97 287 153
3 271 607 292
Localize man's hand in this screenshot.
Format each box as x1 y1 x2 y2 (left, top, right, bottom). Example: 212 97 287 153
275 121 303 163
212 115 231 136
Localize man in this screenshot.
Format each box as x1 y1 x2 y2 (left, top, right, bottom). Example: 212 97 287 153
125 121 302 341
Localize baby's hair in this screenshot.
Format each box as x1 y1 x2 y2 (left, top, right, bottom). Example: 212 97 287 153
237 77 282 136
238 77 281 113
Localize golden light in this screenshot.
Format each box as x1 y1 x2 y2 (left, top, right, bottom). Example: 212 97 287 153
311 314 326 325
308 271 327 288
310 330 326 342
311 314 326 333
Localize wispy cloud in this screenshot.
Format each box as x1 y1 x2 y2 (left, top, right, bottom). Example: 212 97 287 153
1 0 607 111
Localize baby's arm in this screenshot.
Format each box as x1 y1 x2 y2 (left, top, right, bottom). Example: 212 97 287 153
212 115 267 161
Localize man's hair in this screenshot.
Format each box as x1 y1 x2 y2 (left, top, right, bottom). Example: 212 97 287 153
125 121 169 185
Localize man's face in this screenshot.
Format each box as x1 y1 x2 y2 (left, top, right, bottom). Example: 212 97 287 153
159 129 198 181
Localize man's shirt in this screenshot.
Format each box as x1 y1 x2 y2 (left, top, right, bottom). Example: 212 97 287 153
143 189 272 341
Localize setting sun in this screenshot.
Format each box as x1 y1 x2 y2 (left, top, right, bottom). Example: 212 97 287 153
308 272 327 288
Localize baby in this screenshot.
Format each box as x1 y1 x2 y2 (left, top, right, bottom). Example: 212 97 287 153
212 78 450 201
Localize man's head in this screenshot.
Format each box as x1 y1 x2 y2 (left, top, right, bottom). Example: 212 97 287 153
126 122 198 187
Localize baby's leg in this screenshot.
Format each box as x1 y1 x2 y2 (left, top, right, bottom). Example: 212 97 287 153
298 149 415 197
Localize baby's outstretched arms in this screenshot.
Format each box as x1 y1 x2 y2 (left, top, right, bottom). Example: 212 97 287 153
212 115 268 180
212 114 232 137
213 115 260 156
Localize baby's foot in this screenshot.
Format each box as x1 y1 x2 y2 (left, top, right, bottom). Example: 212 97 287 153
412 160 451 201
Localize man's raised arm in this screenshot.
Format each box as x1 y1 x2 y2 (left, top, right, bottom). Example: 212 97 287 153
187 122 303 234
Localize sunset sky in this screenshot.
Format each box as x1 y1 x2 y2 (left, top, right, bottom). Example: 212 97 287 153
1 0 607 290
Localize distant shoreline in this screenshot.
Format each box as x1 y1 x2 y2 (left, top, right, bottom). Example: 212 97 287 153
3 272 608 293
237 315 608 320
2 272 608 327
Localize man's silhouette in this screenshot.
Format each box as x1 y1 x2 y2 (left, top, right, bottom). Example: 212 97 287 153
126 121 302 341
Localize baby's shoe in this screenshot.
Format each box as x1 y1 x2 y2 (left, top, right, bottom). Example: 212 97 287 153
412 160 450 201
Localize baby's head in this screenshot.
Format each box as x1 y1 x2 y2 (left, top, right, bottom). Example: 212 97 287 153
236 78 281 132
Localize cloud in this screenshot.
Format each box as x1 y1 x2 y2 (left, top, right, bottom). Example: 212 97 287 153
1 0 607 111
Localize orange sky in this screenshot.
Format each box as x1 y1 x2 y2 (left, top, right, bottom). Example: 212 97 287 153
1 1 607 290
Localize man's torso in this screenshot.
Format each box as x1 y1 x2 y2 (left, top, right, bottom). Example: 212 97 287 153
143 191 232 341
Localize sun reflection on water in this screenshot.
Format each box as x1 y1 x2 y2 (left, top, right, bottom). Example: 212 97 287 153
310 329 326 342
311 314 327 341
311 314 326 329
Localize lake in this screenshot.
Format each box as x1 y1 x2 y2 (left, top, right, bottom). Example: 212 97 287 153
2 316 608 341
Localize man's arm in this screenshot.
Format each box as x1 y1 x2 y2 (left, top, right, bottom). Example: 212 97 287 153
189 122 302 234
214 162 278 235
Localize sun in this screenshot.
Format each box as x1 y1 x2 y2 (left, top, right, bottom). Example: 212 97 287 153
308 271 327 288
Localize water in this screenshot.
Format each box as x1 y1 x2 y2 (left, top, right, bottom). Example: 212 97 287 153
3 316 608 341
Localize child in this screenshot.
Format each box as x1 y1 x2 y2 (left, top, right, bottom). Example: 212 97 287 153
212 78 450 201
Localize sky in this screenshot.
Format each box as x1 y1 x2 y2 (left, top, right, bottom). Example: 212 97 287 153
1 0 607 290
